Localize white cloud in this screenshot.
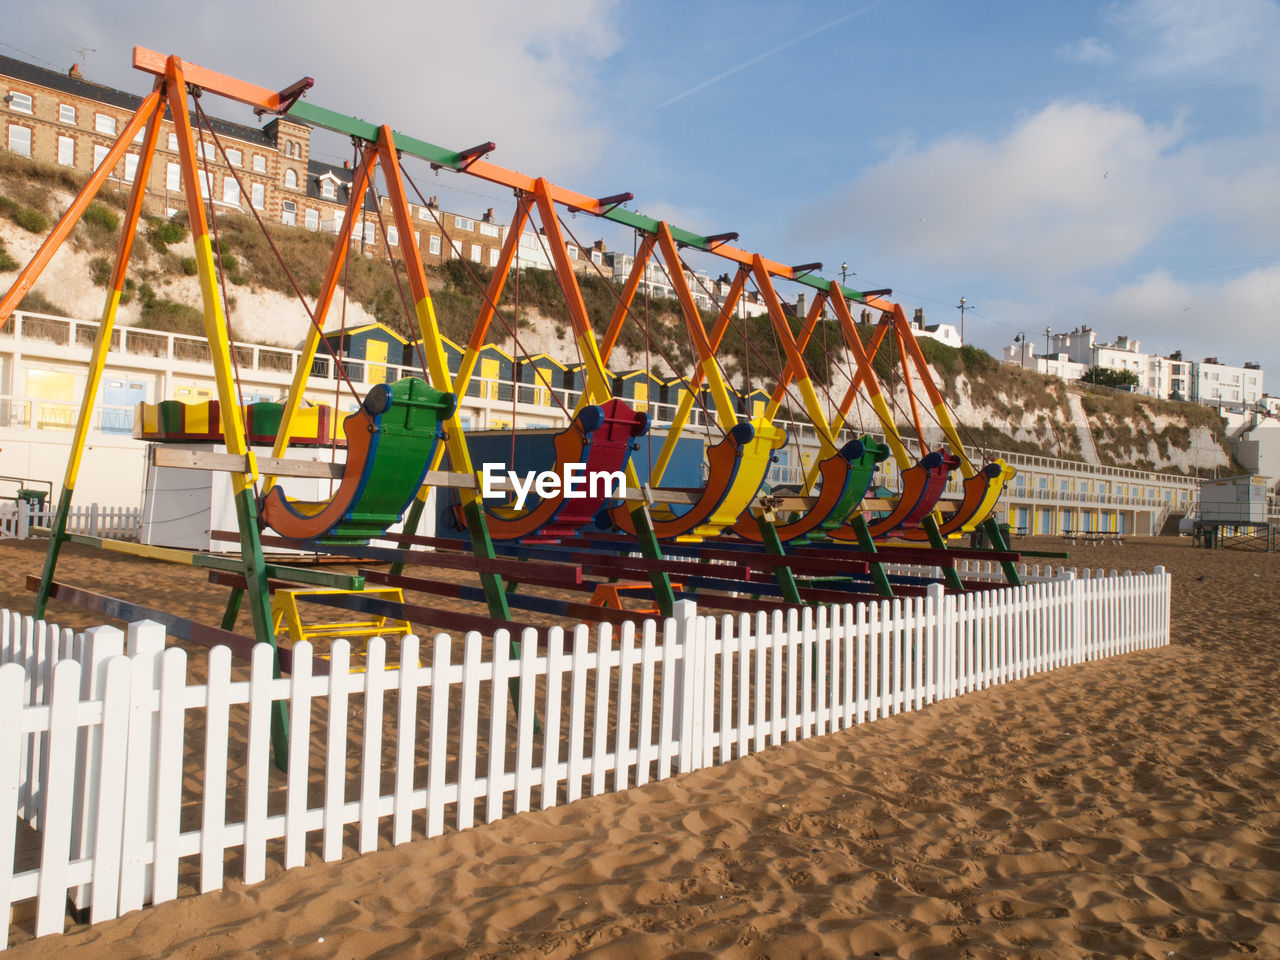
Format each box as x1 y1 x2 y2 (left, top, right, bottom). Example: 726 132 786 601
1065 265 1280 372
804 102 1184 280
1057 37 1116 65
7 0 623 179
1107 0 1280 95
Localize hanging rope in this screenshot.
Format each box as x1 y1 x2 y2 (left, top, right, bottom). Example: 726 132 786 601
190 97 365 412
552 211 723 439
399 167 576 423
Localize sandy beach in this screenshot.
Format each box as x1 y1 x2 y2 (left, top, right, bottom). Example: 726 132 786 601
2 535 1278 959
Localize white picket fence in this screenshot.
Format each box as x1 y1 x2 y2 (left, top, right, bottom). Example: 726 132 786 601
0 502 140 541
0 566 1170 946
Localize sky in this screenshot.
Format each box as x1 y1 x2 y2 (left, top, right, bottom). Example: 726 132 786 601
4 0 1279 382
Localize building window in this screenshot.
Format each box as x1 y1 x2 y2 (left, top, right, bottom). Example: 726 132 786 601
166 161 181 191
222 176 240 206
454 216 473 231
428 234 441 256
363 222 375 245
250 182 265 210
450 239 462 258
225 148 242 167
124 153 139 182
282 199 297 226
284 168 298 189
167 133 178 151
489 248 499 267
479 222 500 238
58 103 76 124
332 209 343 232
320 178 337 199
94 113 116 135
253 154 266 173
93 143 110 171
7 124 32 157
304 208 319 231
566 243 577 260
8 92 33 114
57 135 74 166
386 226 398 246
198 168 213 199
470 243 482 263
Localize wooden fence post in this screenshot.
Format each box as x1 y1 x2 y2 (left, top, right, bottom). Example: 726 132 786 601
68 624 125 912
117 620 165 914
670 599 698 775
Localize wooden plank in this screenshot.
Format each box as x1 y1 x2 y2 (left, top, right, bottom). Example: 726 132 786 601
35 661 79 936
88 655 130 922
392 635 419 845
456 633 482 831
199 646 231 894
151 647 187 904
252 535 582 590
590 624 613 797
55 531 364 590
284 642 313 870
242 644 273 884
322 641 350 860
359 639 385 854
540 627 565 810
425 634 451 837
356 570 640 628
152 446 479 489
27 577 324 675
485 632 510 824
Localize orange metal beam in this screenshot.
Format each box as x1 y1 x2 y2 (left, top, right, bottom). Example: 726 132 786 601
599 235 657 363
132 46 310 114
453 194 533 399
0 89 163 329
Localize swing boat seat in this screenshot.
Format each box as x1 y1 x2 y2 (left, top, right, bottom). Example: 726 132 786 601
478 397 649 543
609 417 787 543
260 377 455 545
897 457 1016 542
828 449 960 543
731 435 889 544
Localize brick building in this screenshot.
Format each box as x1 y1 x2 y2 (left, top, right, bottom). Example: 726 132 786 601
0 53 545 272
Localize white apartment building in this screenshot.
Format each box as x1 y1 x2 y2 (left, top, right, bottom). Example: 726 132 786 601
1002 326 1264 410
1194 357 1264 407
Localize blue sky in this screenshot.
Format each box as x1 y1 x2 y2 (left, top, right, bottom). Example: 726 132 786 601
6 0 1279 383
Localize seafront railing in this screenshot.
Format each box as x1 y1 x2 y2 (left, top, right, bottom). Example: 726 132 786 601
0 566 1170 946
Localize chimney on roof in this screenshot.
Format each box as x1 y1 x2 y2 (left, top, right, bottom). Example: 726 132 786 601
796 293 806 316
343 160 350 170
593 239 606 252
913 307 925 328
484 208 494 222
68 63 83 79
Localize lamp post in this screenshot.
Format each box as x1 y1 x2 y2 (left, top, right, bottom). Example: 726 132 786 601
956 297 969 344
1015 331 1027 368
840 261 852 288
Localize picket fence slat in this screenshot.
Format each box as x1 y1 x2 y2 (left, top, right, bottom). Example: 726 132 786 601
0 565 1173 950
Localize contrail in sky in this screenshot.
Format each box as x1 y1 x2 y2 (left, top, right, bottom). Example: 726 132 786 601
655 5 878 109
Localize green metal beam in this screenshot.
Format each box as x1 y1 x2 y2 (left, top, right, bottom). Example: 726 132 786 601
286 101 874 302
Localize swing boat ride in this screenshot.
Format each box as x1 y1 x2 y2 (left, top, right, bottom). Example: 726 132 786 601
0 48 1037 762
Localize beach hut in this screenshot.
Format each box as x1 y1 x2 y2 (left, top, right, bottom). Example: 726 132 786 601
319 322 410 385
